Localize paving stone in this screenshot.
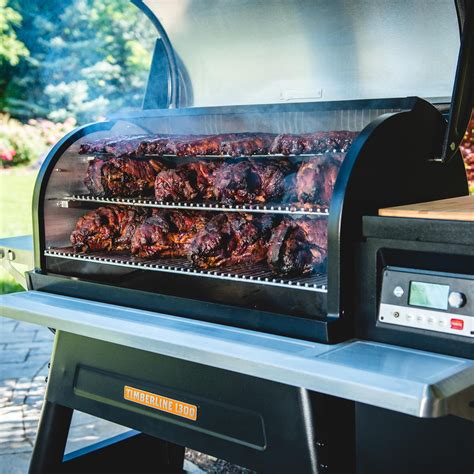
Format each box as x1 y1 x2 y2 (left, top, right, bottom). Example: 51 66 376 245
28 346 54 357
5 341 53 352
0 332 37 345
0 349 29 364
33 331 54 342
0 362 48 381
13 322 40 333
0 453 32 474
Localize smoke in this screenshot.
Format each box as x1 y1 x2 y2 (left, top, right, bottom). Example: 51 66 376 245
8 0 156 124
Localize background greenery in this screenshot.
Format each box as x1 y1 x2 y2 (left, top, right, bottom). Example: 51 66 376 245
1 0 155 123
0 0 156 293
0 169 37 293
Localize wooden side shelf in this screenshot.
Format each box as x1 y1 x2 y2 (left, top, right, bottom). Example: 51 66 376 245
379 195 474 221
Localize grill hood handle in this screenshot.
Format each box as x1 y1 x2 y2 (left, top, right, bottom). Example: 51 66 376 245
441 0 474 163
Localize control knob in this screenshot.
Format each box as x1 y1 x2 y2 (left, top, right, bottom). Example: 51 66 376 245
448 291 466 309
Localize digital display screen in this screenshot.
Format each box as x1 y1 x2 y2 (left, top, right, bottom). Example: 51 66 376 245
408 281 449 310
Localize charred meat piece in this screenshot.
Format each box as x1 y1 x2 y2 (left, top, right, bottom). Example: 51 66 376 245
166 211 210 256
154 161 222 202
131 210 209 258
70 205 147 253
154 168 199 202
79 135 150 156
173 134 237 157
295 156 342 205
220 133 276 157
267 218 327 275
213 159 293 204
189 213 275 268
301 131 357 154
114 207 148 251
70 206 120 252
85 157 166 197
137 135 211 157
130 211 173 258
271 131 357 155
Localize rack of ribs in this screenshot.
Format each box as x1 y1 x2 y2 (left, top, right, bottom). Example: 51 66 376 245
79 134 151 156
189 213 275 268
267 217 328 275
270 131 357 155
85 157 167 197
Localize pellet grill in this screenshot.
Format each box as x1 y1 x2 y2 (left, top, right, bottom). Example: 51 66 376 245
1 1 474 473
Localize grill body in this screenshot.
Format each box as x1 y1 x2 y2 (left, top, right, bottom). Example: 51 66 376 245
30 98 468 342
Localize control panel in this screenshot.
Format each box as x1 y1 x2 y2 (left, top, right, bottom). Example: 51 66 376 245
378 267 474 338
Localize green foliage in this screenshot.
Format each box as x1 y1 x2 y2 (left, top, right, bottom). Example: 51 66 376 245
0 0 28 67
2 0 155 123
0 114 76 167
0 167 37 294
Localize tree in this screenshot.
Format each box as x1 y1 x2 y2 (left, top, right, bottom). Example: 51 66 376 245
2 0 155 123
0 0 28 67
0 0 28 104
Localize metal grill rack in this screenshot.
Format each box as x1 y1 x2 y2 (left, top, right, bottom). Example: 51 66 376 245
86 153 331 160
45 248 328 293
60 195 330 216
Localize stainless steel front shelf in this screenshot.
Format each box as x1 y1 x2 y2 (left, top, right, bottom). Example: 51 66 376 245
59 195 330 216
1 291 473 420
45 248 328 293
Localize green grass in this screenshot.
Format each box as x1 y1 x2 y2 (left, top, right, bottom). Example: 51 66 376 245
0 168 38 294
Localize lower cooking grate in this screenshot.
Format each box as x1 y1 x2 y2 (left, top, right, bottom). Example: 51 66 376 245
45 248 328 293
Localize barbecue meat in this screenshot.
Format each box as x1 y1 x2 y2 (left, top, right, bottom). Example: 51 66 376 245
85 157 166 197
166 211 209 256
220 134 276 156
70 205 147 253
154 161 222 202
213 159 293 204
295 156 342 205
130 212 173 258
267 217 327 275
80 131 358 159
189 213 275 268
114 207 148 251
79 134 150 156
131 210 209 258
270 131 357 155
70 206 119 252
140 133 274 157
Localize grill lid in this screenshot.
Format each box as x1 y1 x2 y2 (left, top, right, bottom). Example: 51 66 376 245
139 0 460 107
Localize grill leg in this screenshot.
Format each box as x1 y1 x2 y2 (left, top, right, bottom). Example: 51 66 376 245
28 400 185 473
29 401 73 474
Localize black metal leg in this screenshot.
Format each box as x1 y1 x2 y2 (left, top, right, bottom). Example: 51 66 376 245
29 401 73 474
28 400 184 473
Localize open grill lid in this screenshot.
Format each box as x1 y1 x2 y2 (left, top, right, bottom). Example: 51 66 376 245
137 0 460 108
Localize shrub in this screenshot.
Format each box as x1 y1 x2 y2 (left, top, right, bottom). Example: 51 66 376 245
0 114 76 167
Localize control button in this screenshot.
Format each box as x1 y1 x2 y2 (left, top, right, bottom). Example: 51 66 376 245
416 315 424 323
448 292 466 309
427 317 435 325
438 319 447 327
406 314 413 322
393 311 400 318
450 318 464 330
393 286 404 298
